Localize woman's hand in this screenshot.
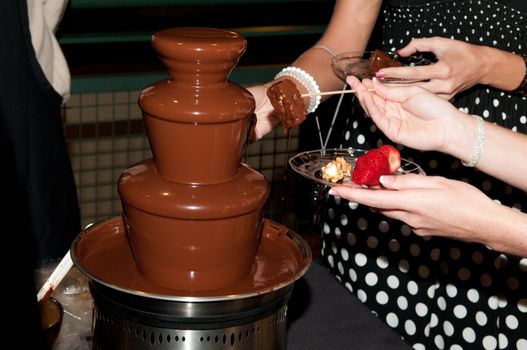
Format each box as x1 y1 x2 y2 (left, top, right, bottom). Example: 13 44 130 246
375 37 523 99
347 76 466 155
246 85 281 142
329 173 498 244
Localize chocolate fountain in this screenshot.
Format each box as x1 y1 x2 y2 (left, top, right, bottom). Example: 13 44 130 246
71 27 311 349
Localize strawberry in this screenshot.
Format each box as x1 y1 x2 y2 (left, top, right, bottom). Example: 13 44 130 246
352 149 390 185
378 144 401 174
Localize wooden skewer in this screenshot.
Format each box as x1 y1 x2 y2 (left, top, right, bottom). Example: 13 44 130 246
301 88 374 97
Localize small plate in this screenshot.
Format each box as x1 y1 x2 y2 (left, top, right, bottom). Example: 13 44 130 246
289 148 424 187
332 51 433 83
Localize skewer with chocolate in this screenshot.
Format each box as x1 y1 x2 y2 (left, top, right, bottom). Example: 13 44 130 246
266 78 307 130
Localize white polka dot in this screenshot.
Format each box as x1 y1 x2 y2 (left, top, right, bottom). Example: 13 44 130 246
340 248 349 261
357 218 368 230
407 281 418 295
334 227 342 239
505 315 519 329
357 134 365 144
517 339 527 349
405 319 416 336
518 299 527 313
376 256 389 269
476 311 488 326
488 295 499 310
520 258 527 272
430 248 440 261
337 261 344 275
347 232 356 246
413 344 426 350
344 130 351 140
378 221 389 233
348 201 358 210
355 253 367 267
450 345 463 350
415 302 428 317
376 291 389 305
397 296 408 310
410 244 421 256
454 304 467 319
331 241 338 254
467 288 480 303
498 333 508 349
357 289 367 302
498 295 507 309
365 272 378 286
366 236 378 248
483 335 497 350
399 259 410 273
434 334 445 349
437 296 447 311
493 98 500 107
344 282 353 293
387 275 400 289
327 255 334 268
463 327 476 343
443 320 454 336
323 223 330 234
430 313 439 328
389 239 400 252
418 265 430 278
348 268 357 282
386 312 399 328
458 267 471 281
340 214 348 226
446 284 458 298
450 247 461 260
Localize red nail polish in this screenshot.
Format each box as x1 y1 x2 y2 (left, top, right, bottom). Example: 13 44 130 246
375 71 386 78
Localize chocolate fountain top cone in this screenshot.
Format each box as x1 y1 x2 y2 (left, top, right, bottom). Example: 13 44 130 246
139 27 255 184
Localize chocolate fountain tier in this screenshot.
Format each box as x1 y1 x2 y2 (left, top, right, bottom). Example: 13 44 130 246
119 159 270 291
71 216 312 299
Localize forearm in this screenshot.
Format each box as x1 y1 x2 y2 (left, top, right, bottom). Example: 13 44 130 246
480 46 526 91
477 204 527 257
272 0 382 100
443 111 527 191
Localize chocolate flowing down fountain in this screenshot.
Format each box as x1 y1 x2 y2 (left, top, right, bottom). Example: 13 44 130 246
71 27 311 349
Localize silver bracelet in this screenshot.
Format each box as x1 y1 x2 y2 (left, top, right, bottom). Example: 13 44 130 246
275 66 321 113
461 115 486 167
312 44 337 58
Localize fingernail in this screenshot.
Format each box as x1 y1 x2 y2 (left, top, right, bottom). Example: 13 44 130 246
375 71 386 78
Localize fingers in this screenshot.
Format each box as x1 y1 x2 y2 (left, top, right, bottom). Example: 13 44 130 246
395 37 444 57
378 173 432 190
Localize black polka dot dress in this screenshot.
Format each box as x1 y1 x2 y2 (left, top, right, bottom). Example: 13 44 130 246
320 1 527 349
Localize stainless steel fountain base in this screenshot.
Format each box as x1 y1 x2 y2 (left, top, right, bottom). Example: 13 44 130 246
90 282 292 350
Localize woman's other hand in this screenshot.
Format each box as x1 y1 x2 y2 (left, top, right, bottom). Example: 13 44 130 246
376 37 524 98
246 84 280 142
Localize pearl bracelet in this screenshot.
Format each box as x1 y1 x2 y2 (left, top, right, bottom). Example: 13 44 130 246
275 66 321 113
461 115 486 168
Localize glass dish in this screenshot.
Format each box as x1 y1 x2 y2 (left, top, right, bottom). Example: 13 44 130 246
289 148 424 187
332 51 433 83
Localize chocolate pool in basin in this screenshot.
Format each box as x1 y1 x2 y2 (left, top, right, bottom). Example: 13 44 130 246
71 27 311 349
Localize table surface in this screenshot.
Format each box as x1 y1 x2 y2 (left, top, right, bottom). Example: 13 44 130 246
287 261 410 350
40 260 410 350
